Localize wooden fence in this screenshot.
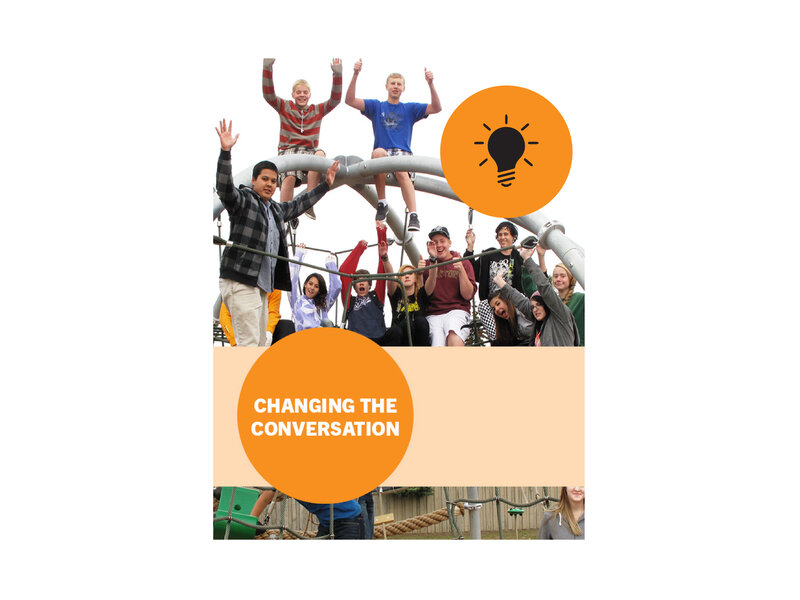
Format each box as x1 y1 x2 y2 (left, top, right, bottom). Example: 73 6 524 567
248 486 562 539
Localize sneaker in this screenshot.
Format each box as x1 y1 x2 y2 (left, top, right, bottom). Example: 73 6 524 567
289 217 300 230
407 213 420 232
375 202 388 221
304 205 316 220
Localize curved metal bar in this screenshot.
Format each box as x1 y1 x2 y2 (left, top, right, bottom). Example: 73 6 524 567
510 214 585 287
347 183 421 265
212 153 585 288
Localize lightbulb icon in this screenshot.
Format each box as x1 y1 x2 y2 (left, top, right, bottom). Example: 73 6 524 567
475 115 538 187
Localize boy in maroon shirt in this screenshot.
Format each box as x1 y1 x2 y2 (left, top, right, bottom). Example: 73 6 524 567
422 226 476 346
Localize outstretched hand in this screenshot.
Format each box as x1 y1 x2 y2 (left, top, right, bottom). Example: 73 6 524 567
325 160 340 186
331 57 341 69
215 119 239 151
378 240 388 258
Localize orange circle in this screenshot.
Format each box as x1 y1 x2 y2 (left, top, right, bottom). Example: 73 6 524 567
440 86 572 218
237 328 413 503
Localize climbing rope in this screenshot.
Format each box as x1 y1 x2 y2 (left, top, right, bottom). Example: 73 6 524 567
370 505 465 539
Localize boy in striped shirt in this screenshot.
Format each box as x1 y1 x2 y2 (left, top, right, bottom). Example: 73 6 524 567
262 58 343 219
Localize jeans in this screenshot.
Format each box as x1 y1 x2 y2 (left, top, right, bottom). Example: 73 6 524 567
316 516 365 540
358 493 375 539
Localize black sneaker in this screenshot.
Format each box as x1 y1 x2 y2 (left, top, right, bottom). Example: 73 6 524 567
375 202 388 221
407 213 420 232
304 205 316 220
289 217 300 230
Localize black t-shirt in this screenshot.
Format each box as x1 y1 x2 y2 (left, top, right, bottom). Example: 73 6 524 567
389 287 429 324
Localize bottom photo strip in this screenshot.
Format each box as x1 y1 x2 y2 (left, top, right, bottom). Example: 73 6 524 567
213 486 585 540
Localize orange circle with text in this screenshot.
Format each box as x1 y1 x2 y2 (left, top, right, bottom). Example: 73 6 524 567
441 86 572 218
237 328 413 503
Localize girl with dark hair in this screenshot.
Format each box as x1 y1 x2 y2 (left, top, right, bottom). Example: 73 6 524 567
487 288 533 346
492 246 580 346
289 243 341 331
538 486 585 539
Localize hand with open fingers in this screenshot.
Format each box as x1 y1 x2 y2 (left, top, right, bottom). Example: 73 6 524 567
326 254 335 263
426 240 437 258
331 57 341 69
378 240 388 258
325 160 339 186
519 247 534 261
215 119 239 151
353 58 362 72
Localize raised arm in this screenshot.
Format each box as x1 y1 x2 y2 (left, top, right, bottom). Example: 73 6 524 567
454 254 476 300
214 119 242 212
318 58 343 115
464 229 480 272
277 160 339 221
424 68 442 115
495 274 533 321
520 248 572 323
325 254 341 310
290 244 306 310
262 58 284 112
345 58 365 111
423 240 439 296
375 223 388 303
339 239 368 308
381 239 396 296
536 243 547 273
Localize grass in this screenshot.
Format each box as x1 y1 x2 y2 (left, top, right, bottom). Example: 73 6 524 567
382 528 541 540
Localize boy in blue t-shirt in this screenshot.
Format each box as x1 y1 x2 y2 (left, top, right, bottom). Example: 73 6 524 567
345 58 442 232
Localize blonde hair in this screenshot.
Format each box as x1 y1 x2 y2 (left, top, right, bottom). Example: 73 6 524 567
544 487 584 536
399 264 421 296
554 263 577 306
386 72 405 85
292 79 310 93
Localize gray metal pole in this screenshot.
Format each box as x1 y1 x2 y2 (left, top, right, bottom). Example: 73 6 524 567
213 154 585 287
466 486 481 540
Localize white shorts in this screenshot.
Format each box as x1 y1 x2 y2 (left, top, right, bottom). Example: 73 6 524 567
426 310 471 347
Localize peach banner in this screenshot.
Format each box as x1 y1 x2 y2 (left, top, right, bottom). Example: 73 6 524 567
214 346 583 485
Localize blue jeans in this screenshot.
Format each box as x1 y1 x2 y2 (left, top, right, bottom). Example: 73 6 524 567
316 516 364 539
358 493 375 539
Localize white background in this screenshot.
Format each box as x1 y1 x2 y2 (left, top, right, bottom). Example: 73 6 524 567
3 1 799 597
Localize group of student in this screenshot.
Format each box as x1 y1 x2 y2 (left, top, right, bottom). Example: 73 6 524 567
215 58 584 348
219 218 585 348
